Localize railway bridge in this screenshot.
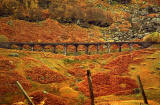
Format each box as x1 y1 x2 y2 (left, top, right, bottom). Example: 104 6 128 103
0 42 158 55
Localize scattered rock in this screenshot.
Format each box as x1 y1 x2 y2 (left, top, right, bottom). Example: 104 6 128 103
156 67 160 70
146 57 156 59
141 63 146 66
130 66 136 70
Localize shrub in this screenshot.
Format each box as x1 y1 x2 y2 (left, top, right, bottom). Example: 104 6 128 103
14 8 45 22
38 0 51 9
49 3 84 23
0 0 20 17
27 8 45 22
84 7 113 27
49 3 113 27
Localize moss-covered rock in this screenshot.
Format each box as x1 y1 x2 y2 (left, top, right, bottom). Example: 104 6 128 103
143 32 160 42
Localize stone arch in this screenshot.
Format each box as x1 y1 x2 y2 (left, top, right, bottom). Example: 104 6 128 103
132 44 141 50
34 44 42 51
121 43 130 50
10 44 19 49
111 44 119 52
43 45 52 52
54 44 64 54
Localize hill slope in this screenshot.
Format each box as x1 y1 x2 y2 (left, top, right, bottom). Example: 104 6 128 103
0 47 160 105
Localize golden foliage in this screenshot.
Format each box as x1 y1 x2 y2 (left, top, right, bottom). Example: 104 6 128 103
59 87 79 99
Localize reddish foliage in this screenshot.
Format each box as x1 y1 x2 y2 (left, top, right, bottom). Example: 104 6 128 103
68 66 86 77
82 99 91 105
0 56 16 70
101 54 113 59
89 54 101 60
74 54 90 61
25 66 67 84
111 44 119 50
122 44 129 49
132 44 141 48
104 54 133 75
0 71 32 96
78 73 138 97
30 91 69 105
78 49 151 97
0 17 103 43
89 64 95 69
104 51 145 75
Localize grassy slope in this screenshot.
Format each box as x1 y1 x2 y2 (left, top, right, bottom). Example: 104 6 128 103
0 47 160 105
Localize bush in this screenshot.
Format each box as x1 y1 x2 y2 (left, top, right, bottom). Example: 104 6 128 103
0 0 20 17
27 8 45 22
49 3 84 23
49 3 113 27
84 7 113 27
14 8 45 22
38 0 51 9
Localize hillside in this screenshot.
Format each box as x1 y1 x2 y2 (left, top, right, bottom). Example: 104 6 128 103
0 47 160 105
0 0 160 105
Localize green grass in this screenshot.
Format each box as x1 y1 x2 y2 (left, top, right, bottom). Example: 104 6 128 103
63 58 80 64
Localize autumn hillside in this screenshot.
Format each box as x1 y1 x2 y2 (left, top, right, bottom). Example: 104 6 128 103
0 0 160 105
0 46 160 105
0 17 104 43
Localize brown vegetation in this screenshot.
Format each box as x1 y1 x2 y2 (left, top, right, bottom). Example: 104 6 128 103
77 50 152 97
78 72 138 97
0 17 103 43
25 66 67 84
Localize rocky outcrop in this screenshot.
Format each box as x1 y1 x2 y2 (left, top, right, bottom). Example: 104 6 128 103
130 6 160 33
108 5 160 41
